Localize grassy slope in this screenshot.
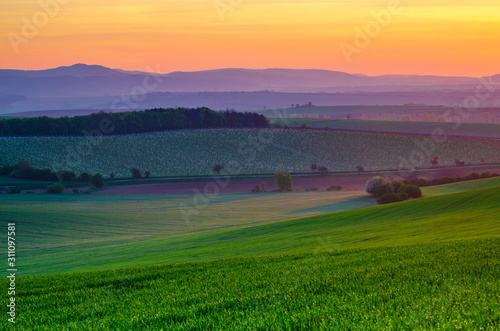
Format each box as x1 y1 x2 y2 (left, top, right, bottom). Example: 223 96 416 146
5 239 500 330
422 176 500 196
0 191 371 260
270 118 500 138
16 185 500 276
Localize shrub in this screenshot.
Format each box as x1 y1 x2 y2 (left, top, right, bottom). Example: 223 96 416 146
416 178 431 187
47 183 65 194
465 172 481 180
480 171 491 178
318 166 328 176
251 185 262 193
274 171 293 192
60 171 77 182
372 184 391 198
310 187 318 191
377 193 403 205
131 167 142 179
0 165 15 176
400 185 422 199
145 171 151 178
365 176 387 195
7 187 21 194
336 186 342 191
90 174 105 189
397 192 409 201
389 180 405 193
73 188 80 194
79 173 91 182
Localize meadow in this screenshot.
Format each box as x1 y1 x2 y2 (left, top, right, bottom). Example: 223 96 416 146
3 178 498 276
0 129 499 177
3 237 500 329
1 175 499 329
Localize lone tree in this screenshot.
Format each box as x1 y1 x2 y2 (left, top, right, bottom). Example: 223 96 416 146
212 164 224 175
145 171 151 178
79 173 91 183
356 165 364 175
274 171 293 192
318 166 328 176
311 163 318 173
90 174 105 189
131 167 142 179
431 157 439 167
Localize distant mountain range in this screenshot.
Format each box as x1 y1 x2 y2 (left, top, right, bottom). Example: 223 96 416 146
1 64 499 115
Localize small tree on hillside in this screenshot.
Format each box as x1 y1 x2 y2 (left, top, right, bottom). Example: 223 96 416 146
213 164 224 176
318 166 328 176
145 171 151 178
356 165 364 175
311 163 318 173
274 171 293 192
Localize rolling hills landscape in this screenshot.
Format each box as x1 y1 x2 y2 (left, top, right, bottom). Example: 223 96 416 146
2 0 500 328
0 102 499 330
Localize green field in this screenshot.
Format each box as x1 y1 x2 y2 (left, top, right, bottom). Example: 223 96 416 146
0 129 499 177
2 190 371 275
1 177 499 329
3 181 497 276
270 118 500 139
2 239 498 330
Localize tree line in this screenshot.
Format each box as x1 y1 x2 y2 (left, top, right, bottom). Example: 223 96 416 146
0 108 269 137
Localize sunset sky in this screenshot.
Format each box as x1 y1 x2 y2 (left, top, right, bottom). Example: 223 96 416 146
1 0 499 76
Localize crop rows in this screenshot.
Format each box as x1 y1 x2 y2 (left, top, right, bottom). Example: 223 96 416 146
0 129 499 177
4 238 500 330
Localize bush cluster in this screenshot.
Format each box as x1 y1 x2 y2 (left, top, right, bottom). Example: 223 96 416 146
365 177 422 205
47 183 66 194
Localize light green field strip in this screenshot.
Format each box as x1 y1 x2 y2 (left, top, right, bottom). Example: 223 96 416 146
0 191 372 254
422 176 500 196
10 185 500 276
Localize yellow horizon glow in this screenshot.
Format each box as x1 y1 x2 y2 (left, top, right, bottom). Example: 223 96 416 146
0 0 499 76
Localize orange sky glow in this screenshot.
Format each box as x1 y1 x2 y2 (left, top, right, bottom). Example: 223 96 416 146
1 0 499 76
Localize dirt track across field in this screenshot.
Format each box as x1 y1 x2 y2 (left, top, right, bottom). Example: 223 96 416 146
94 176 373 195
94 166 500 195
